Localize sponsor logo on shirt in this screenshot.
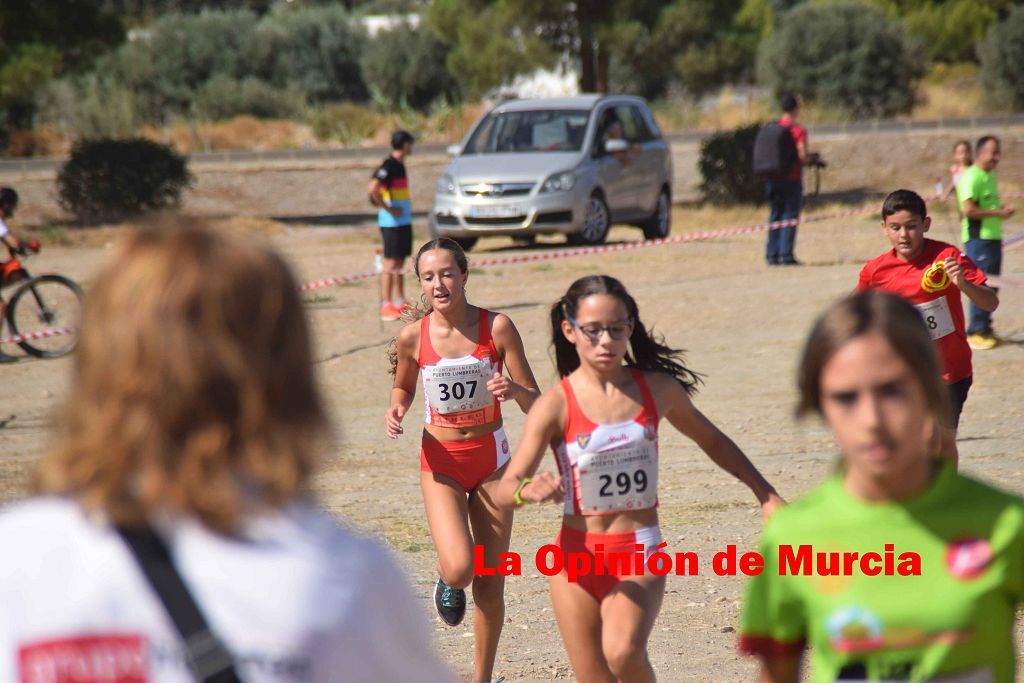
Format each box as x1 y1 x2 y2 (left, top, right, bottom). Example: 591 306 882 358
606 433 629 444
921 260 950 294
576 433 592 449
501 439 509 455
19 633 148 683
826 606 884 653
643 425 657 442
946 538 993 580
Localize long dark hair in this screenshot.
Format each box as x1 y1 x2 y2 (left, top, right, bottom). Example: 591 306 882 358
386 237 469 375
550 275 702 394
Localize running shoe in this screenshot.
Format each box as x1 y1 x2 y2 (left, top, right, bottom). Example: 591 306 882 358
433 578 466 626
379 302 401 321
967 333 997 351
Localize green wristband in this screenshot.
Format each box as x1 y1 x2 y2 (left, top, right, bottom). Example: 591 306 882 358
513 477 533 507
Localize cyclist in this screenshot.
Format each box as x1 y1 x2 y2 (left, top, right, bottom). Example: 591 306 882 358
0 187 39 362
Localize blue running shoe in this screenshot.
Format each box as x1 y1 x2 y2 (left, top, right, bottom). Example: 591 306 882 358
433 578 466 626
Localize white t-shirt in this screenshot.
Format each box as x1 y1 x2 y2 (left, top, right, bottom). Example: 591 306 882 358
0 216 9 239
0 497 454 683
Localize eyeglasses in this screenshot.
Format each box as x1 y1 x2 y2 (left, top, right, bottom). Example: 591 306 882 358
566 313 633 341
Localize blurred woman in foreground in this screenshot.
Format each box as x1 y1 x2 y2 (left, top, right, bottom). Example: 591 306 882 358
0 222 452 683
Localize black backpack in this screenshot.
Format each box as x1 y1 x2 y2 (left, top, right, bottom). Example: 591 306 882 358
752 121 797 179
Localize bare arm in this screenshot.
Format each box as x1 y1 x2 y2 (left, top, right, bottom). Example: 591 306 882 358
369 178 402 217
963 198 1014 221
943 256 999 313
385 324 421 438
656 374 784 520
495 388 565 509
795 139 808 165
2 233 20 251
759 655 801 683
488 312 541 413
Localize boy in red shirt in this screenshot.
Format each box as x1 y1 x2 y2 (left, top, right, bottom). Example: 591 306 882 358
857 189 998 466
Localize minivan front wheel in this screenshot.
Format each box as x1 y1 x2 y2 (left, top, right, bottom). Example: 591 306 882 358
572 194 610 246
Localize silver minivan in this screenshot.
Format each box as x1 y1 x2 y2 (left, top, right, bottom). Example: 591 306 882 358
429 95 672 251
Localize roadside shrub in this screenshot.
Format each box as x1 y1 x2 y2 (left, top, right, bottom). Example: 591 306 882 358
360 22 459 110
102 10 260 122
698 124 763 205
57 138 192 224
979 5 1024 110
310 102 381 144
757 1 923 118
248 5 367 104
194 76 304 120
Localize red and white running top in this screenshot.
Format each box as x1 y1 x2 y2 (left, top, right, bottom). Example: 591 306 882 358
417 308 502 429
555 368 660 516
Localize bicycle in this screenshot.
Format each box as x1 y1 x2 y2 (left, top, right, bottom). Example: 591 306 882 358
1 245 83 358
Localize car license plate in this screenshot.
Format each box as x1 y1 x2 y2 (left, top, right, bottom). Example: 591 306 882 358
470 204 524 218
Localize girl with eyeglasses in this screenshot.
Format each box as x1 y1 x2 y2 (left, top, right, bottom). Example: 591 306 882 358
495 274 783 682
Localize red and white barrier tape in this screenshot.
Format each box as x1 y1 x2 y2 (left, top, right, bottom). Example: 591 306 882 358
8 192 1023 346
0 326 77 346
300 202 881 292
299 191 1024 292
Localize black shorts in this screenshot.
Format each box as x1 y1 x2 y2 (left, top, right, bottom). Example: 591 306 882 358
947 376 973 428
380 225 412 260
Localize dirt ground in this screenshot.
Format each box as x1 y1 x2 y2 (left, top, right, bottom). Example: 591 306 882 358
1 182 1023 680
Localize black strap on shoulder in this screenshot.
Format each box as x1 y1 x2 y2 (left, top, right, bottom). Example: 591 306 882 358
116 525 244 683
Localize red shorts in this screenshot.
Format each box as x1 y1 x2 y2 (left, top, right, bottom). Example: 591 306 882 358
554 524 662 602
420 427 511 492
1 258 22 288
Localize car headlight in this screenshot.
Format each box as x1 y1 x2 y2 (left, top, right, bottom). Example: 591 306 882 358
436 174 457 195
540 171 576 193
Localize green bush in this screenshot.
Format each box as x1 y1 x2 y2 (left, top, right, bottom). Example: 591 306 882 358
757 1 923 118
979 5 1024 110
195 76 304 120
248 5 367 104
698 124 763 205
57 138 192 224
360 21 459 110
96 7 366 123
309 102 381 144
35 75 139 141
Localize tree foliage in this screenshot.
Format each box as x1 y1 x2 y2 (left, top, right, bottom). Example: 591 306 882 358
361 22 459 110
757 1 924 117
979 5 1024 110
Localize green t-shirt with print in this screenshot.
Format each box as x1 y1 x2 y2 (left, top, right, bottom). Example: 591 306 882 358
740 465 1024 682
957 165 1003 241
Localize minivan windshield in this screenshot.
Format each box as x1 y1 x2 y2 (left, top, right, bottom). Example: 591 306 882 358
463 109 591 154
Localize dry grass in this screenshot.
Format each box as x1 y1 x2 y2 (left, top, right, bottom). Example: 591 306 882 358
139 116 317 154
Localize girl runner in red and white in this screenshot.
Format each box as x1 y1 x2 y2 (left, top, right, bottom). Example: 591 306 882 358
941 139 973 206
495 274 784 683
386 237 540 683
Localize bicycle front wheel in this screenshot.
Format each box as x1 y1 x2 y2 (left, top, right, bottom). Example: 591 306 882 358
6 275 83 358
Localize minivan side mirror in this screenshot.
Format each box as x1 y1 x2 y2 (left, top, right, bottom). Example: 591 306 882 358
446 144 462 156
604 139 629 154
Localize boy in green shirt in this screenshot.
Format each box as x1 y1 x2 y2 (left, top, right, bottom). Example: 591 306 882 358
956 135 1015 350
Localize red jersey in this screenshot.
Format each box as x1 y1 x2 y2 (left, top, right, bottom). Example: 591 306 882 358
554 369 659 516
779 114 806 181
417 308 503 428
857 239 986 383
